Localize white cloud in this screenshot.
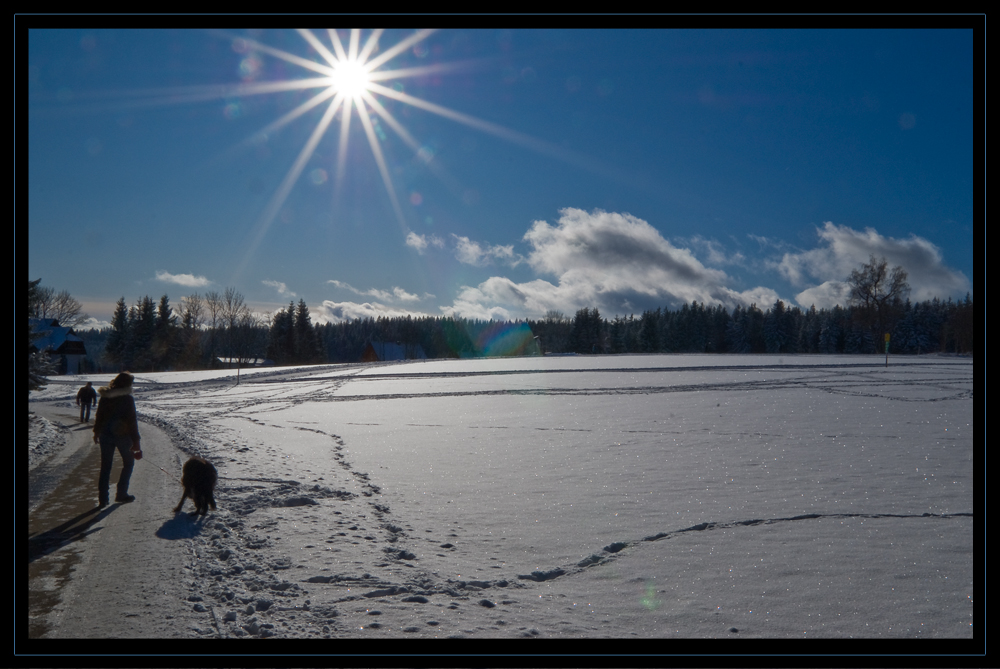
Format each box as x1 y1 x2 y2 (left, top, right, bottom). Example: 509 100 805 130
440 277 561 320
451 234 523 267
453 235 487 266
155 270 210 287
405 231 444 255
441 208 774 319
391 286 424 302
313 300 430 324
683 235 746 267
262 280 295 297
327 279 358 292
794 280 853 310
778 222 970 308
406 232 428 253
77 315 113 330
327 280 430 303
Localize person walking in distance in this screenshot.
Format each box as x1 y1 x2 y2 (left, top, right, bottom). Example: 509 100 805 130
76 381 97 422
92 372 143 507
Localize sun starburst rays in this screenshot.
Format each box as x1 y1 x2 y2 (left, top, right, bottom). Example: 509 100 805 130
238 28 453 269
213 28 608 284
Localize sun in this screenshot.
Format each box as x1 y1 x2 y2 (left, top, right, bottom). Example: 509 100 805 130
201 28 596 280
330 58 370 100
218 28 449 258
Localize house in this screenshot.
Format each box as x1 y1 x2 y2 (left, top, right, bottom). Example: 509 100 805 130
215 357 273 368
29 318 87 375
361 339 427 362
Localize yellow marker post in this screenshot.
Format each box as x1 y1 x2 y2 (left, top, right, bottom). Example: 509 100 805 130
884 332 890 367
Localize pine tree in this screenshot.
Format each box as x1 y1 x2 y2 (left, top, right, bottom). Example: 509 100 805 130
571 307 603 353
266 302 295 364
725 305 749 354
709 304 731 353
152 294 179 370
639 308 660 352
104 297 130 370
744 304 765 353
763 299 789 353
952 293 974 354
129 296 158 371
294 299 322 364
796 305 821 354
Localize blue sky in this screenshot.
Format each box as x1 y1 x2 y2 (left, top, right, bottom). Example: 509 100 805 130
27 27 974 328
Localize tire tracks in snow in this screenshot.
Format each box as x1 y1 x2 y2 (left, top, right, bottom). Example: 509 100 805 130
319 376 972 403
272 361 972 404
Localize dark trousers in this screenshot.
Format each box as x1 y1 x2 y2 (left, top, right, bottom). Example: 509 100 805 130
79 403 93 422
98 434 135 504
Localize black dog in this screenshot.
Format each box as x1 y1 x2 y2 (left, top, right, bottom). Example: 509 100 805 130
174 456 217 516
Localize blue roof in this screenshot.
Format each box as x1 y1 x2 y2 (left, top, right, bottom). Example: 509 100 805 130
29 318 84 353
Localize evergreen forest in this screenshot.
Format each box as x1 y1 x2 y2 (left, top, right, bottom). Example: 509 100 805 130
66 292 974 375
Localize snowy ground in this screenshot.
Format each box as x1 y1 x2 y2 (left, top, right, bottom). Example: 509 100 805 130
26 353 976 646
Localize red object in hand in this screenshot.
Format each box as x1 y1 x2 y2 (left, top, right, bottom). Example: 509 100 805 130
132 446 143 460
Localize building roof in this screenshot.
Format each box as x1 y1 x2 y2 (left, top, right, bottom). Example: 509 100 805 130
362 340 427 362
29 318 87 355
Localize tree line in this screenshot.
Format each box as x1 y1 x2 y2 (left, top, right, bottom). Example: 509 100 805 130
31 257 974 379
66 290 974 375
532 293 973 356
74 301 544 372
530 256 973 356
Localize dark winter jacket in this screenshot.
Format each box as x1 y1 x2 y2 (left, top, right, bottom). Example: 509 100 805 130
77 385 97 406
92 386 141 444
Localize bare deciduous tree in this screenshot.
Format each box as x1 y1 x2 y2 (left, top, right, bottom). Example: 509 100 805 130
848 255 910 346
208 288 267 373
29 286 89 328
180 293 205 330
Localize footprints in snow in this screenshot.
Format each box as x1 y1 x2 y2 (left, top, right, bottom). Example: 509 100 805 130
518 510 975 585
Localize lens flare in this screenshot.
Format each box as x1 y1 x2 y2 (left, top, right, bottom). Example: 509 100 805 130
477 322 539 357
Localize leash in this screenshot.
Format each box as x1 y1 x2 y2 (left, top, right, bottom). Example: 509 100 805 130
136 452 296 486
138 452 182 484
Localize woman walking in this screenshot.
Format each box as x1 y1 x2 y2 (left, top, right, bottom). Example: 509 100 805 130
92 372 143 507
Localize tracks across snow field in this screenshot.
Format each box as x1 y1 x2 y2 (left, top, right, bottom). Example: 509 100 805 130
27 354 974 639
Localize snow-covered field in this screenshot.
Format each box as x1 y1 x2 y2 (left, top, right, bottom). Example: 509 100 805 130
27 353 975 640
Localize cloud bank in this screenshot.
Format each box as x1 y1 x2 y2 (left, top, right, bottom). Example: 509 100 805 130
777 222 971 309
441 208 776 320
328 280 430 303
313 300 430 324
318 279 437 323
408 230 522 267
316 213 969 324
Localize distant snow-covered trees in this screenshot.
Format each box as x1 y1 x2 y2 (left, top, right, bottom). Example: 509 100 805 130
524 296 973 357
266 299 323 365
72 289 973 374
98 287 266 372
